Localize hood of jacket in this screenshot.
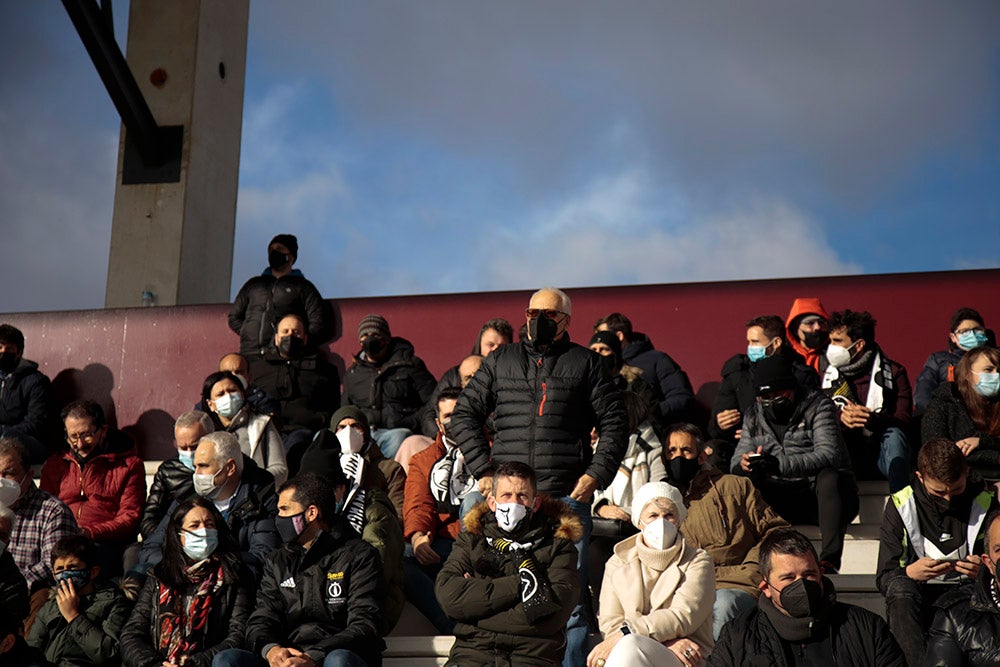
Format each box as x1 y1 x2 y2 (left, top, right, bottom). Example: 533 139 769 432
619 363 644 384
785 298 830 357
623 331 656 357
353 336 418 367
6 357 41 380
462 495 583 543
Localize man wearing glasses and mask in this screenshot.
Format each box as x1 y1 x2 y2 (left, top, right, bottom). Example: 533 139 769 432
450 286 628 667
40 400 145 577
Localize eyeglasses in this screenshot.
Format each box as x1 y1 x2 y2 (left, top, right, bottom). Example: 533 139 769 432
955 327 986 335
525 309 566 319
66 431 99 445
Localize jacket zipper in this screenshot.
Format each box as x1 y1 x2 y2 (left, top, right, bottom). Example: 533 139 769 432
538 381 547 416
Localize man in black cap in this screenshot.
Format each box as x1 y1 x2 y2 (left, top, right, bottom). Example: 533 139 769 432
229 233 333 358
342 314 437 460
731 354 859 573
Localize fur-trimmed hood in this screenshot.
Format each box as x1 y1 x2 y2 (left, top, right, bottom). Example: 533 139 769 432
618 363 644 384
462 495 584 543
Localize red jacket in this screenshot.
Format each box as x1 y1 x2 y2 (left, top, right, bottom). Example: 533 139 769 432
786 297 831 373
403 433 462 542
40 430 146 542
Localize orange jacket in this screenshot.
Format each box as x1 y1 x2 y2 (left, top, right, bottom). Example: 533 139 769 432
785 297 831 373
403 433 463 541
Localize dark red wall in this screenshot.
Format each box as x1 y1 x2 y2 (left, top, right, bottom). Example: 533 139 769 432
5 268 998 460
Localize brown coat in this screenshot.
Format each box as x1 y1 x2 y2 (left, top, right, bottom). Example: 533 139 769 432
680 465 788 596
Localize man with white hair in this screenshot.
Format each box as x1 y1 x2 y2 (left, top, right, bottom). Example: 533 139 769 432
139 410 215 538
451 287 629 667
140 431 279 579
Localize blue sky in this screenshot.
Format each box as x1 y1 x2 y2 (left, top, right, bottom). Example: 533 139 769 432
2 2 998 313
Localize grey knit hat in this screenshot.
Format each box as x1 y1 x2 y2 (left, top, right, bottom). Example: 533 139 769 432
358 314 390 340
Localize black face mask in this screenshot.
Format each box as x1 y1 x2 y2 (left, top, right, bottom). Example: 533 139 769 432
774 577 824 618
268 250 291 271
528 315 559 350
802 330 829 350
762 396 796 423
668 456 701 487
274 512 306 544
0 352 18 374
597 354 618 380
278 335 305 359
362 335 387 359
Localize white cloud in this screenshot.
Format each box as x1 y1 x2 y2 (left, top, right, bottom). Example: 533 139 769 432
483 169 859 291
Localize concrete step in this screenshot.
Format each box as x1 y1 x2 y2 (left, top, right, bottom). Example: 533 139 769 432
384 636 453 666
794 524 880 574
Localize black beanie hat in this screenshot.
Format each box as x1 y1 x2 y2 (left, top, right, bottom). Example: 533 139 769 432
298 441 349 487
358 314 390 340
752 355 798 394
269 234 298 260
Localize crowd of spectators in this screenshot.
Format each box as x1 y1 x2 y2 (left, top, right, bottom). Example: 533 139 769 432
0 236 998 665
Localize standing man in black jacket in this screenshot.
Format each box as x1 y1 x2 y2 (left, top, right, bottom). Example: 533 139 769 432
450 286 629 667
247 472 385 667
229 234 332 359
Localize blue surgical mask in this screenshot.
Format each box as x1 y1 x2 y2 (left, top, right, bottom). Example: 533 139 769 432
975 372 1000 398
958 330 988 351
747 345 768 363
55 569 90 589
178 450 195 471
180 527 219 561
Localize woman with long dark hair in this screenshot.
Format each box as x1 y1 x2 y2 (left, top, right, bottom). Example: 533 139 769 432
202 370 287 485
923 347 1000 479
120 498 256 667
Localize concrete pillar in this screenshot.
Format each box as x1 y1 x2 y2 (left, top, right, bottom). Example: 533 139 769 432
104 0 249 308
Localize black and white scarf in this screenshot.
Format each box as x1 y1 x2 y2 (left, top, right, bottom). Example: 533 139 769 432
429 437 475 513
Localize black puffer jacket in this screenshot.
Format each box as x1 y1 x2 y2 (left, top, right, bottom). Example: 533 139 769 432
120 558 254 667
139 456 195 538
435 498 582 667
708 587 904 667
0 357 51 443
450 336 628 496
245 522 385 665
922 381 1000 478
925 568 1000 666
342 337 436 432
622 332 695 425
915 346 965 414
709 350 818 442
228 270 332 357
251 350 341 434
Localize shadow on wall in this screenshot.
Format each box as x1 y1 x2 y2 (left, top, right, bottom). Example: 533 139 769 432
124 409 176 460
51 364 119 430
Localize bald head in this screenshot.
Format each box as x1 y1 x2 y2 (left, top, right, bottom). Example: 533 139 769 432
529 287 572 316
458 355 483 387
219 353 249 377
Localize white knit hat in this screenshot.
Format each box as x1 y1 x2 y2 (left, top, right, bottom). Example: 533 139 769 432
630 481 686 529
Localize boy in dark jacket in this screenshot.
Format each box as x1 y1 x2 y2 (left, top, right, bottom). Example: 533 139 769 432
26 535 131 666
876 437 996 667
0 323 52 463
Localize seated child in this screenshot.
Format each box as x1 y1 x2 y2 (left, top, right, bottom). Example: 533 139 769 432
26 535 132 666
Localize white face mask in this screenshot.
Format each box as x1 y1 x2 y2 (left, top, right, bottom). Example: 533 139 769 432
825 341 858 369
336 427 366 455
642 518 678 550
494 502 530 533
0 477 21 507
213 392 244 419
